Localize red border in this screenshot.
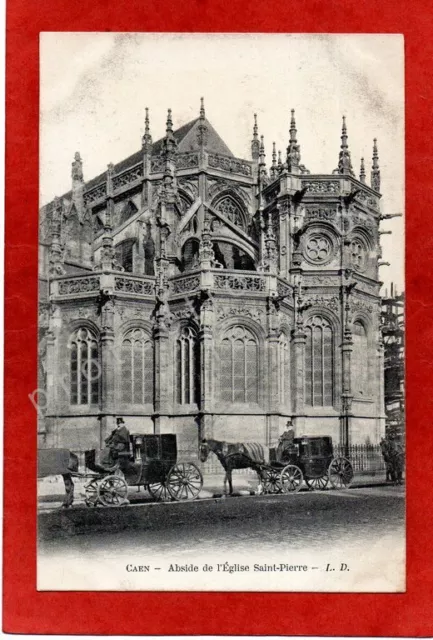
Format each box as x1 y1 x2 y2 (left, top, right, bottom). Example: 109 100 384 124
4 0 433 635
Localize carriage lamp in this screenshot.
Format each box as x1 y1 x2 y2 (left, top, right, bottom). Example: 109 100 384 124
135 436 144 447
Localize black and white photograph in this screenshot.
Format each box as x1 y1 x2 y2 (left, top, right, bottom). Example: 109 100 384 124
36 33 405 591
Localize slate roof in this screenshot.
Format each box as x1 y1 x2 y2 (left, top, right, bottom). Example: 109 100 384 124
84 117 234 192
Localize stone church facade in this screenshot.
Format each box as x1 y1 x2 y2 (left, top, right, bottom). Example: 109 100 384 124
38 101 386 459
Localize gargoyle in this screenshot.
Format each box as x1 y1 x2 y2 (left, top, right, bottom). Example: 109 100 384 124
343 189 360 207
293 186 307 205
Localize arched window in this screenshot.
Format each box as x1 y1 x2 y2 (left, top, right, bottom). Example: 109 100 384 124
121 328 153 404
279 333 289 405
143 222 155 276
70 328 99 406
352 320 369 396
115 239 135 272
176 327 200 404
220 326 258 403
119 200 138 226
181 239 200 272
305 316 334 407
215 195 247 230
212 241 256 270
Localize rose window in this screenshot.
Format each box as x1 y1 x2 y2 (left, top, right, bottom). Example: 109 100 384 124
305 235 332 264
350 239 367 271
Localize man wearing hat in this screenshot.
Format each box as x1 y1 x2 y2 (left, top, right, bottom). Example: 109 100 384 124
103 417 131 467
277 419 297 463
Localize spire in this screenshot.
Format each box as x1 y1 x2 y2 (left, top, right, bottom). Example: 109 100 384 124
142 107 152 151
270 142 277 178
277 150 282 173
71 152 83 182
359 157 366 183
371 138 381 192
49 196 65 275
101 163 115 271
251 113 260 161
259 135 267 182
286 109 301 172
71 152 85 217
197 98 208 147
166 108 173 135
337 115 354 176
162 108 177 163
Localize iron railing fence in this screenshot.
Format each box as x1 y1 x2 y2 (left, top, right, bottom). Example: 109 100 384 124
67 444 388 477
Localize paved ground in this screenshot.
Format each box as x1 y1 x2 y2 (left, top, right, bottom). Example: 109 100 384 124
38 468 393 510
38 484 405 592
39 483 404 551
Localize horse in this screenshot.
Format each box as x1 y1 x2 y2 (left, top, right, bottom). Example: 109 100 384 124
38 448 80 508
199 439 269 495
380 438 404 485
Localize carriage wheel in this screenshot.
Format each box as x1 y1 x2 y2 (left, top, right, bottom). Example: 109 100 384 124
261 469 283 494
305 475 329 491
328 457 354 489
280 465 304 493
84 479 99 507
147 481 172 502
97 475 129 506
166 463 203 501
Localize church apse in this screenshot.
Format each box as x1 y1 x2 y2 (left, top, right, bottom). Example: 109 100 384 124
38 101 386 456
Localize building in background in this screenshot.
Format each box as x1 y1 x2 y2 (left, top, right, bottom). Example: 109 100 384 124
381 285 405 442
38 101 389 458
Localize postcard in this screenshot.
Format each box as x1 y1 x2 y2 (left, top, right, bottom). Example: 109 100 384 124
35 32 405 593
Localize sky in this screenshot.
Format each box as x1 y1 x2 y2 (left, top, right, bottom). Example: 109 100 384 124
40 33 404 290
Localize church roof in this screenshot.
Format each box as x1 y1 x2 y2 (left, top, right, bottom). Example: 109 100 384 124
84 116 234 192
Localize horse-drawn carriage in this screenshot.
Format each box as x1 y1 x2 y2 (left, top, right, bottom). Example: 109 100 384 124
261 436 354 493
38 433 203 508
83 433 203 506
200 435 354 495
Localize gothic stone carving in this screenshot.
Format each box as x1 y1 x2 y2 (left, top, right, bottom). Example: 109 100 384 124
114 276 154 296
208 153 252 177
178 178 199 199
176 153 199 170
305 295 340 312
305 207 337 222
277 280 291 299
171 275 201 295
112 164 144 191
58 276 100 296
83 184 106 206
150 157 165 173
307 275 336 286
301 180 340 194
213 274 265 292
216 306 264 322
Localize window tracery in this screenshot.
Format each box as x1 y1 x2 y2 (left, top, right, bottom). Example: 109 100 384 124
121 328 153 404
304 316 334 407
70 327 99 406
215 196 247 230
220 325 258 403
176 326 200 404
352 320 369 396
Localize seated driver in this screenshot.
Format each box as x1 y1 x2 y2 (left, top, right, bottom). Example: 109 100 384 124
277 420 297 462
102 417 131 467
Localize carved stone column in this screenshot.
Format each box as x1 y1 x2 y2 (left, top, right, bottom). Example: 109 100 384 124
340 334 354 452
99 294 116 444
266 298 280 444
198 292 214 441
153 321 170 434
292 329 306 432
153 252 171 434
291 279 307 432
